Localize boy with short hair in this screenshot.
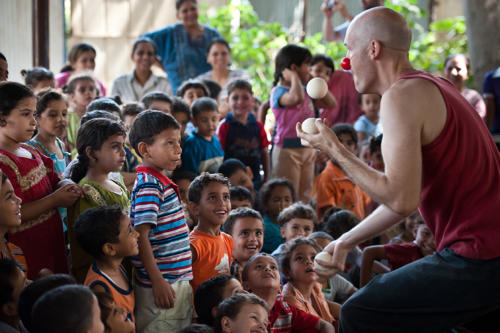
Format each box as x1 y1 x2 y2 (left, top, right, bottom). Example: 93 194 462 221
129 110 193 332
188 173 233 292
75 205 138 324
229 186 253 210
218 80 270 188
181 98 224 174
141 91 172 113
218 158 255 200
223 207 264 281
315 123 371 220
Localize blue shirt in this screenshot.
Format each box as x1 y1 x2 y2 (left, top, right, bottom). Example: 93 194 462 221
354 115 378 140
483 68 500 134
144 23 221 93
181 133 224 174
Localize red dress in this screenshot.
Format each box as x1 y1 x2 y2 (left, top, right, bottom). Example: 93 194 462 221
0 144 68 279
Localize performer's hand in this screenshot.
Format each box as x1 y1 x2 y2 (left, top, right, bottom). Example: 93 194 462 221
296 118 344 157
315 239 353 278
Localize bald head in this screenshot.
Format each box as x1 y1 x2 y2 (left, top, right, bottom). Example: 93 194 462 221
347 7 412 52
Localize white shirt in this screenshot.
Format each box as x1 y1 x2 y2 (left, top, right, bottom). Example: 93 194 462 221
111 71 172 103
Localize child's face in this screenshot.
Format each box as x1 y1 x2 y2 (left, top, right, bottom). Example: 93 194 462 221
193 182 231 227
72 50 96 72
0 97 36 144
132 42 155 73
287 244 318 284
280 218 314 242
33 78 55 95
112 215 139 257
122 114 137 146
311 236 332 250
0 178 22 230
71 79 97 110
243 256 280 292
143 128 182 172
264 185 293 220
360 94 381 119
193 110 219 140
88 296 105 333
232 217 264 263
221 278 245 300
104 301 134 333
309 61 333 82
338 133 357 155
149 100 171 114
414 224 436 256
91 134 126 173
183 87 206 106
36 99 68 138
444 56 468 86
228 169 254 197
369 147 384 171
227 89 253 119
175 178 191 203
221 303 268 333
404 211 420 234
172 111 189 134
231 198 252 210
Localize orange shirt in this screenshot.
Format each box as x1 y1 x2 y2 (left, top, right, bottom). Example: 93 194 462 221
189 229 233 292
282 282 334 324
316 161 371 220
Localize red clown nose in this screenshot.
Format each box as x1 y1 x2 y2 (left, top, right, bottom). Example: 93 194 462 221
341 57 351 70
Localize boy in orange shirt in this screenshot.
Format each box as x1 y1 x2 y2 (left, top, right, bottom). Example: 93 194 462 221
315 123 371 220
188 173 233 292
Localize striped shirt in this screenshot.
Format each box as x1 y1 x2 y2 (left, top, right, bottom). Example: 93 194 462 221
130 166 192 287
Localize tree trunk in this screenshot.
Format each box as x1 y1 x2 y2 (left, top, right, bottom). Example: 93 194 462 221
462 0 500 92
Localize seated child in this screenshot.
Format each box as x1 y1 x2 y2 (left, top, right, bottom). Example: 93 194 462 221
218 80 270 189
272 202 316 266
241 253 334 333
0 259 28 332
214 293 269 333
389 211 420 244
141 91 172 113
229 186 253 210
218 158 255 200
280 237 336 324
188 173 233 292
360 220 436 287
222 208 264 280
182 97 224 174
21 67 55 94
129 110 193 332
170 97 191 144
31 285 104 333
176 80 209 136
259 178 296 254
354 94 381 142
75 206 138 324
315 123 371 220
95 292 134 333
194 274 245 327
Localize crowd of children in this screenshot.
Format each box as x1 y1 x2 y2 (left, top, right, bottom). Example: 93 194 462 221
0 13 450 332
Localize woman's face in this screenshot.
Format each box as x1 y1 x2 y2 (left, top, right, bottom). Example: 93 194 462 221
177 1 199 27
207 43 231 70
444 56 468 88
132 42 156 73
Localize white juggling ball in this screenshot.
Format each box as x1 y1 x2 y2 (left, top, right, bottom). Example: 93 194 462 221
306 77 328 99
314 251 332 275
301 118 319 134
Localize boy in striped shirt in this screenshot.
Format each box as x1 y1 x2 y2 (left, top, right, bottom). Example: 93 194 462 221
129 110 193 332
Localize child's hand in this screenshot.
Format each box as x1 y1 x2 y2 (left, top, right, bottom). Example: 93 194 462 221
282 68 298 82
152 279 176 309
52 184 82 207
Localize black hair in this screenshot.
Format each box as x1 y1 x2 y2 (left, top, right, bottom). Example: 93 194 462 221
176 0 197 10
18 274 76 332
70 118 126 183
194 274 235 326
87 97 121 114
176 79 209 98
369 134 383 154
31 285 96 333
0 52 6 61
60 42 96 73
75 206 124 259
323 210 360 239
259 178 296 211
94 292 118 331
229 186 253 204
280 236 321 280
226 79 253 96
0 82 35 118
223 207 262 236
273 44 312 86
121 102 145 118
191 97 218 118
0 259 19 309
308 231 334 242
207 38 231 54
132 36 158 55
218 158 246 178
21 67 54 89
201 79 222 100
332 123 357 146
141 91 172 109
277 202 317 227
80 110 120 126
444 53 470 71
241 253 276 282
129 110 180 158
177 324 214 333
310 54 335 72
215 293 269 333
62 72 97 95
171 96 191 117
35 89 67 118
188 172 230 204
172 169 197 183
